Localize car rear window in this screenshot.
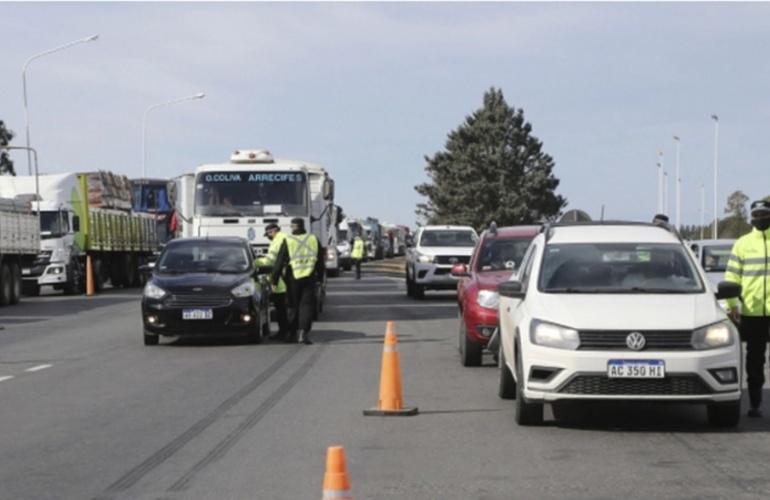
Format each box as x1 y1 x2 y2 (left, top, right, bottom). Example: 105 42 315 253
477 238 533 271
420 230 477 247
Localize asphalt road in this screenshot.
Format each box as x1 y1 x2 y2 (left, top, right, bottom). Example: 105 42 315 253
1 267 770 499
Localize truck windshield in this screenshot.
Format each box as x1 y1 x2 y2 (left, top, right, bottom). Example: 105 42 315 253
39 211 69 239
194 171 308 217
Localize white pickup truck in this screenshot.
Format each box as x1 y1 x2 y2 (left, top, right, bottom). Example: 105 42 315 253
405 225 478 299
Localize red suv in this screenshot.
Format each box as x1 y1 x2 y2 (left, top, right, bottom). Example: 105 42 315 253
451 223 539 366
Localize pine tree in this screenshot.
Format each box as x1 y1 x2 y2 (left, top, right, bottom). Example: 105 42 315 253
414 87 566 230
0 121 16 176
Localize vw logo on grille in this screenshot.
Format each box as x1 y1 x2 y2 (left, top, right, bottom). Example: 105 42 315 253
626 332 646 351
449 257 459 264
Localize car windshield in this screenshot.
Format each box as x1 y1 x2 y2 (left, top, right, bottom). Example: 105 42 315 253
539 242 705 294
420 230 477 247
157 242 252 274
700 244 733 273
477 238 533 272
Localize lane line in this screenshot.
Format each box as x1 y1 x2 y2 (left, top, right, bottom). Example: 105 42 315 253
25 364 53 373
0 376 15 382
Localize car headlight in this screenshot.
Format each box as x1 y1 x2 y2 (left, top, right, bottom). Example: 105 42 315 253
416 252 435 264
143 282 167 300
231 281 256 298
476 290 499 309
692 321 736 350
326 248 337 261
530 319 580 350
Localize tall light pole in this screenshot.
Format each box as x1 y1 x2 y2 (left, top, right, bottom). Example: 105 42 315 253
22 34 99 175
657 150 664 214
142 93 205 178
673 135 681 232
700 182 705 240
663 171 669 215
710 114 719 239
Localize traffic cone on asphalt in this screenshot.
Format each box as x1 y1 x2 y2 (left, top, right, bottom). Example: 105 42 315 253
322 446 352 500
363 321 419 416
86 255 95 296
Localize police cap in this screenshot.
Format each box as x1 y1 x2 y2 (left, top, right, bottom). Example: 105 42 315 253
264 223 280 236
750 200 770 216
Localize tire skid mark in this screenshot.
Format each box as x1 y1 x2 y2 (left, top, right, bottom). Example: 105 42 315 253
167 344 326 492
100 348 300 496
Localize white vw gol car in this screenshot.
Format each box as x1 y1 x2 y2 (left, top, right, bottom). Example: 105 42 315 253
496 221 743 427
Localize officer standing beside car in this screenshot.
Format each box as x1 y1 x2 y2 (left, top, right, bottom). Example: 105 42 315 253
350 232 365 280
725 199 770 418
254 223 289 340
271 218 324 344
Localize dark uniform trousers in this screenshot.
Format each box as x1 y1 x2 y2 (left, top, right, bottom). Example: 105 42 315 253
741 315 770 407
287 275 317 337
272 292 289 337
353 258 362 279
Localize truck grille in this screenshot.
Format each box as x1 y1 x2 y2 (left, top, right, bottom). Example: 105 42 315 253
165 294 232 308
557 375 712 396
435 255 471 265
578 330 693 350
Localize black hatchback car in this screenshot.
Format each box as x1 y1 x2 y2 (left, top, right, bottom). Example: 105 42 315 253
141 237 271 346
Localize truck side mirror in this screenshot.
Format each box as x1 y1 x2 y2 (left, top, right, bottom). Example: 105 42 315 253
72 215 80 232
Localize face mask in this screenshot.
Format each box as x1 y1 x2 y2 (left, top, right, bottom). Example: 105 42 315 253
752 218 770 231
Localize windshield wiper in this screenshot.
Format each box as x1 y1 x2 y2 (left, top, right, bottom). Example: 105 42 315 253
546 288 603 293
629 287 692 293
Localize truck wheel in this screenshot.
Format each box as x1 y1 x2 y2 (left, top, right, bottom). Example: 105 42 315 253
406 272 414 297
22 282 40 297
110 259 124 288
92 258 105 292
498 348 516 400
9 263 21 305
413 284 425 300
0 264 12 306
63 259 84 295
122 255 136 288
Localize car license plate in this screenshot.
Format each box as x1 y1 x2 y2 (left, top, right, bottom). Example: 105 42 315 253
21 269 31 275
182 309 213 320
607 360 665 378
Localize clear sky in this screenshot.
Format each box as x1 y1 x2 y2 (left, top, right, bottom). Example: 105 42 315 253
2 1 769 230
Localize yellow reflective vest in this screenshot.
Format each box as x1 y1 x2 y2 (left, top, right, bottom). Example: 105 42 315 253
725 228 770 315
351 236 365 260
286 233 319 279
254 232 287 294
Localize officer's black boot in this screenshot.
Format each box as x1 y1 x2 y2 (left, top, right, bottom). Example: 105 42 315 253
299 330 313 345
749 386 763 417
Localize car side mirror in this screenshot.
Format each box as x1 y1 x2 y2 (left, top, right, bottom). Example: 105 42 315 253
72 215 80 232
450 263 469 277
715 280 741 300
498 280 525 299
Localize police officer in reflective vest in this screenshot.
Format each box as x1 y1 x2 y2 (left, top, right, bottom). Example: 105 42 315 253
351 233 365 280
271 217 324 344
726 199 770 418
254 223 289 340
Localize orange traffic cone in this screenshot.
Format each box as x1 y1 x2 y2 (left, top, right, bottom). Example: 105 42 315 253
363 321 419 416
322 446 352 500
86 255 95 296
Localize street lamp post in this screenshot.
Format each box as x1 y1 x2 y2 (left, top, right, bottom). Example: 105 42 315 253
22 34 99 175
657 150 664 214
663 171 668 215
673 135 681 232
710 114 719 239
700 183 705 240
142 93 206 178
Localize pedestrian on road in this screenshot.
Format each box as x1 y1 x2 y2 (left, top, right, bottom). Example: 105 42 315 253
725 199 770 418
271 218 324 344
351 232 365 280
254 223 289 340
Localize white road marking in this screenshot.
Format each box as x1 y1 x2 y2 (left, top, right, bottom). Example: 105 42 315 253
25 364 53 373
0 376 15 382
